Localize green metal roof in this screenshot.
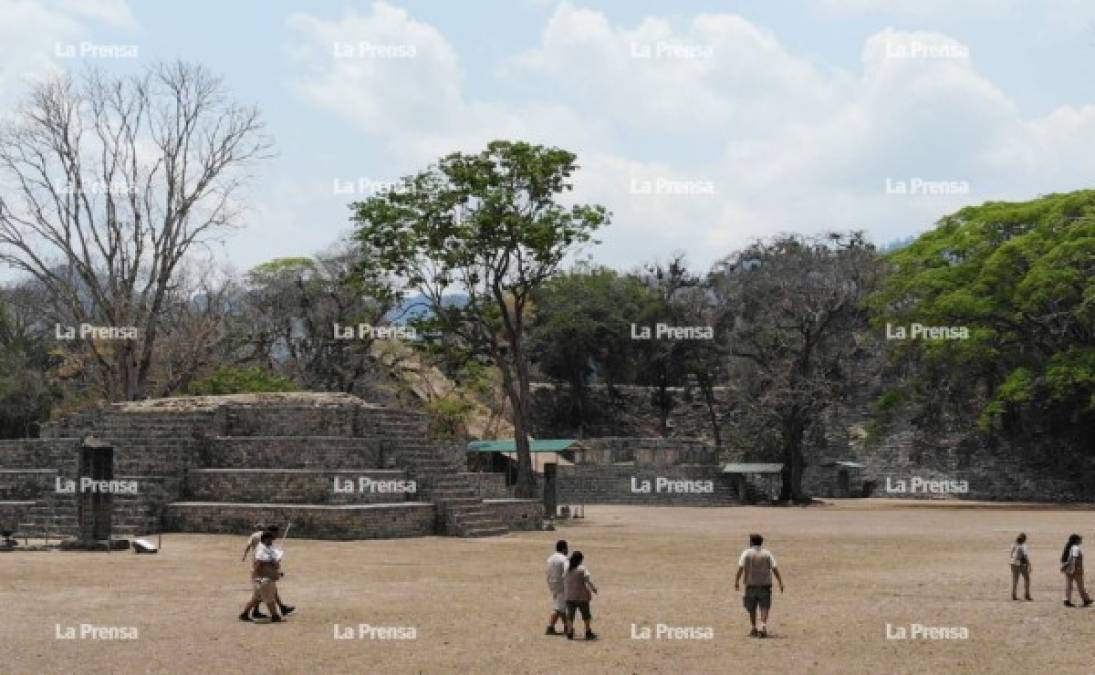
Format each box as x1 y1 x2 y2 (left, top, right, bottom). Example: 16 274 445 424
466 439 582 453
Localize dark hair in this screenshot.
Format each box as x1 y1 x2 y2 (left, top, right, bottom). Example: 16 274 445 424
556 539 568 553
569 550 584 569
260 531 275 543
1016 533 1026 544
749 533 763 546
1062 534 1082 564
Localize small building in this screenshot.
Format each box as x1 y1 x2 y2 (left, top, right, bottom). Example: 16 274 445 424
814 460 868 497
721 463 784 504
466 439 586 485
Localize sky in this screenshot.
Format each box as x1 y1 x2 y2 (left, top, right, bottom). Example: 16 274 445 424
2 0 1095 279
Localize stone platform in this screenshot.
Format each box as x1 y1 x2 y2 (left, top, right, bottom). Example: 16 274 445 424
0 393 541 541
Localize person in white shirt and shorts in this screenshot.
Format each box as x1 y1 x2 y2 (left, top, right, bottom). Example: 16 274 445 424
545 540 569 635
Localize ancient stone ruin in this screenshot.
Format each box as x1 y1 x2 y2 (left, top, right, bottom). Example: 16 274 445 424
0 393 542 542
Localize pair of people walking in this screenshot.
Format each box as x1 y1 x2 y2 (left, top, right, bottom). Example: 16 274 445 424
545 539 599 640
239 525 295 622
1007 532 1093 607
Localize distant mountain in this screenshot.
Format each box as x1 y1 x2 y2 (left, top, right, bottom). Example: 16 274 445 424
880 235 917 253
386 293 468 324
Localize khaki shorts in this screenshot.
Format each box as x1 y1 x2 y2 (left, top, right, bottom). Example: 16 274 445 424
552 591 566 613
252 577 278 604
743 585 772 612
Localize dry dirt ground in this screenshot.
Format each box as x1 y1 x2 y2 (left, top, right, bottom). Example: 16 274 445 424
5 500 1095 675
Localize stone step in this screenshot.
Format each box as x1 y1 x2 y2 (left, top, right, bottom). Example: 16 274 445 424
164 501 436 540
462 527 509 537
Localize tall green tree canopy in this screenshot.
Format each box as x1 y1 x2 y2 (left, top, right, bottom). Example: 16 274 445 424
351 140 609 496
872 190 1095 438
528 264 655 434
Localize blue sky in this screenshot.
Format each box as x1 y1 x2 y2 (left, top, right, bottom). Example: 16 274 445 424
2 0 1095 278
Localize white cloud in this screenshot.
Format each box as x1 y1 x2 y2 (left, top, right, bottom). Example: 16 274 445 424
0 0 138 113
59 0 137 30
284 2 1095 270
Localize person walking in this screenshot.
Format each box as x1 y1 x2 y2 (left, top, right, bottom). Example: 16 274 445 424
545 540 569 635
1010 533 1032 601
239 531 285 622
1061 533 1093 607
241 526 294 619
563 550 599 640
734 533 784 638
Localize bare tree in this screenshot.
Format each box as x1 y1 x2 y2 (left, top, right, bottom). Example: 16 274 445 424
709 233 879 502
0 62 272 400
234 239 398 393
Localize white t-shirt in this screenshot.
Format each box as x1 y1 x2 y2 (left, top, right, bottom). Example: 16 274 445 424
245 531 263 560
1070 544 1083 562
1010 543 1030 565
738 546 778 586
256 542 284 564
546 552 568 593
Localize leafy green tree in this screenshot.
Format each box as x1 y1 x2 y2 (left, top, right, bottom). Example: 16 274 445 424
186 366 297 395
351 141 609 496
225 239 397 394
872 190 1095 444
631 256 704 436
529 264 654 435
0 288 59 437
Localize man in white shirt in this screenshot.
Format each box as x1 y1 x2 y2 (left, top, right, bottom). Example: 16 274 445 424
239 530 294 622
734 533 785 638
242 524 280 562
545 540 569 635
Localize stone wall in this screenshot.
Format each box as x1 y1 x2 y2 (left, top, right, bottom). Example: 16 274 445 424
201 437 385 469
2 394 518 539
0 438 79 468
164 502 436 539
533 382 1095 503
463 472 508 499
184 468 418 504
574 437 718 466
529 383 722 439
556 464 735 505
483 499 543 530
0 469 58 500
803 428 1095 502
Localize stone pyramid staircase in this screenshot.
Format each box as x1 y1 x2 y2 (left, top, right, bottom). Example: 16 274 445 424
369 414 509 537
0 394 538 541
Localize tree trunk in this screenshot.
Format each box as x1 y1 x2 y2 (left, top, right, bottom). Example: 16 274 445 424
700 375 721 449
513 343 537 497
778 416 807 503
